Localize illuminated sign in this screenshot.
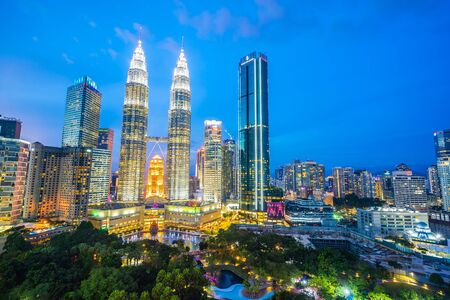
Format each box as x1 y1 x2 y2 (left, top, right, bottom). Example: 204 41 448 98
267 202 284 219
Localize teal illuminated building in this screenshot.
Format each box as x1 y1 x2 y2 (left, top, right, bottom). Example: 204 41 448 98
237 52 270 212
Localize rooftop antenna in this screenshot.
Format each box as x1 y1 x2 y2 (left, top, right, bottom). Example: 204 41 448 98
181 35 184 50
138 26 142 44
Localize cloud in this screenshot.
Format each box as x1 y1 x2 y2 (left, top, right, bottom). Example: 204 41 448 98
174 0 283 39
158 37 179 54
32 36 39 42
107 48 118 59
89 21 97 28
61 53 74 64
114 23 151 44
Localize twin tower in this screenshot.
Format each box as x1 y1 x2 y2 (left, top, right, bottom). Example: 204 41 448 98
118 40 191 202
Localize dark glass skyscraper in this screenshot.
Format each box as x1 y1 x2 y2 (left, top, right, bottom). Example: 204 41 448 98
62 76 101 148
222 139 236 202
435 130 450 158
238 52 270 212
118 41 148 202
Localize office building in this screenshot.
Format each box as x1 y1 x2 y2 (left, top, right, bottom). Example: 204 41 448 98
98 128 114 152
89 149 111 204
0 137 29 226
293 160 325 198
238 52 270 212
283 164 295 194
196 146 205 191
203 120 222 202
434 130 450 158
284 199 336 227
110 171 119 200
353 170 373 199
222 139 237 201
166 46 191 201
437 157 450 211
373 176 384 199
381 170 394 201
62 76 101 148
393 173 427 210
0 116 22 139
145 154 165 198
427 165 441 199
357 207 428 238
332 167 354 198
23 142 62 219
118 40 148 202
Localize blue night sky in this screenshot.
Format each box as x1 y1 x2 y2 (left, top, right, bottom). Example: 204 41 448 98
1 0 450 176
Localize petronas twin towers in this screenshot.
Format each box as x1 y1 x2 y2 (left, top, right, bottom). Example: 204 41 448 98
118 39 191 202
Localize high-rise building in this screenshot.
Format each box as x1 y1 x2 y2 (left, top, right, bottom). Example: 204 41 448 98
118 40 148 202
353 170 373 199
0 116 22 139
62 76 101 148
98 128 113 197
196 146 205 191
23 142 62 219
427 165 441 199
435 130 450 211
166 46 191 201
238 52 270 212
98 128 114 152
203 120 222 202
110 171 119 200
437 158 450 210
333 167 354 198
58 147 110 222
373 176 384 200
381 171 394 201
393 173 427 210
434 130 450 158
222 139 237 201
0 137 29 226
145 155 165 198
283 164 295 194
293 160 325 198
392 163 412 176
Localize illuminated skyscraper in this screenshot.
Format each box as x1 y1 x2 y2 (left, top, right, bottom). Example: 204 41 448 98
98 128 113 196
427 165 441 199
62 76 101 148
145 155 165 198
196 147 205 191
333 167 354 198
203 120 222 202
118 40 148 202
222 139 237 201
293 160 325 198
353 170 374 199
238 52 270 212
166 46 191 201
435 130 450 211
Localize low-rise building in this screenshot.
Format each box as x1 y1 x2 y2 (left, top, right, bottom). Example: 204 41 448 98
164 201 221 231
88 203 144 238
284 199 336 226
358 207 428 238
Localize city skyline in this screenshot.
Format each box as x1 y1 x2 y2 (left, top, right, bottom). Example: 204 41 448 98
2 1 450 175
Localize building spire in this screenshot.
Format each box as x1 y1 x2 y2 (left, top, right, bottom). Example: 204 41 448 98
138 25 142 44
181 35 184 51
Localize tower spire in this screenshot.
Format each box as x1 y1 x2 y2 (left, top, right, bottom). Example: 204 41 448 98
181 36 184 51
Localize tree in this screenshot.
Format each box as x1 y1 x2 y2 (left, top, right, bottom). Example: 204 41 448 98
80 267 137 300
3 231 32 253
108 290 128 300
151 268 209 300
367 291 393 300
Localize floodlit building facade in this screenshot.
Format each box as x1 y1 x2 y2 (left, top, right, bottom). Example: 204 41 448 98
203 120 222 202
333 167 354 198
166 47 191 201
238 52 270 212
62 76 101 148
23 142 62 219
145 154 165 198
118 40 148 202
196 146 205 191
0 137 29 226
353 170 374 199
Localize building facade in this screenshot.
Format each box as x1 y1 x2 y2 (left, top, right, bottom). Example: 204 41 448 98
435 130 450 211
222 139 237 202
0 116 22 139
393 174 427 210
333 167 354 198
118 41 148 202
145 154 165 198
293 160 325 199
203 120 222 202
62 76 101 148
238 52 270 212
166 47 191 201
23 142 62 219
353 170 373 199
0 137 29 226
358 207 428 237
427 165 441 199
